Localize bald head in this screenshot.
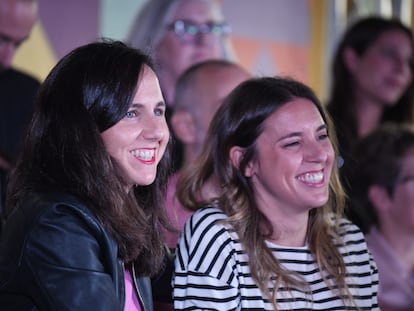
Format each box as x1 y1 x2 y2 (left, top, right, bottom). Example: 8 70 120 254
0 0 38 71
172 60 251 162
175 60 249 111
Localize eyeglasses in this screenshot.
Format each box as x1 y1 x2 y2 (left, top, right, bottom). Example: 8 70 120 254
168 19 231 41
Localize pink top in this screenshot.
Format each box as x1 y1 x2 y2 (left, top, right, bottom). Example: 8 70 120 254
124 268 141 311
367 228 414 310
163 173 194 249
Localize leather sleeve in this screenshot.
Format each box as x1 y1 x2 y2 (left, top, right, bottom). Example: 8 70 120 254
17 203 123 311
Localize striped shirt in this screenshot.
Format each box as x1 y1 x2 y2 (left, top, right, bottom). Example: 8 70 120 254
174 207 379 310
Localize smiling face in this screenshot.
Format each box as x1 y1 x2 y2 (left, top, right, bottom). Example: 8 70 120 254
101 66 169 188
348 29 413 106
245 98 334 216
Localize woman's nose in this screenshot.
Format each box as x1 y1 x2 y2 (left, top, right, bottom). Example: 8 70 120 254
142 116 168 141
304 142 328 162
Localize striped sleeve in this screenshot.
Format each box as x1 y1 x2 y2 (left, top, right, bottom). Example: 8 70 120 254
336 219 379 310
173 207 241 310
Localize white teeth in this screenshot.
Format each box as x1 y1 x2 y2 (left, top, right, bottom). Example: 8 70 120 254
297 172 323 183
131 149 154 160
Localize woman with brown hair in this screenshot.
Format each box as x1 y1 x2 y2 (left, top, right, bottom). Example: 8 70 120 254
173 76 379 310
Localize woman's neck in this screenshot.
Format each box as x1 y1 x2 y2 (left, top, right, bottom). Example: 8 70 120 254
354 94 384 138
261 206 309 247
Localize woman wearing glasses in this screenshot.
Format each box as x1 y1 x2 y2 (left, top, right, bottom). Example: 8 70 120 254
127 0 235 107
128 0 236 177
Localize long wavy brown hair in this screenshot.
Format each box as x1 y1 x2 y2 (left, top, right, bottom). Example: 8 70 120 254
177 77 353 309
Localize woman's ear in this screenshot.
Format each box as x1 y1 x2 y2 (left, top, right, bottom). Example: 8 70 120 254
343 47 359 74
368 184 392 214
171 111 196 144
229 146 254 177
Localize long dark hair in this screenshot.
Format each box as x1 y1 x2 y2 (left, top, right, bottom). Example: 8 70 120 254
327 16 414 154
6 40 171 275
177 77 351 309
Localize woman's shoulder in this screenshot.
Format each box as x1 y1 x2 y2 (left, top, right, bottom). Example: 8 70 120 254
190 206 227 222
185 206 229 233
177 206 239 274
7 191 102 235
335 217 370 251
181 206 233 245
20 191 92 213
337 217 364 236
0 192 115 275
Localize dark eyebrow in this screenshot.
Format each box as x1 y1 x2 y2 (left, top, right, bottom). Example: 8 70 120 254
316 124 328 132
277 124 327 142
156 101 166 109
129 101 166 109
130 103 143 109
277 132 300 142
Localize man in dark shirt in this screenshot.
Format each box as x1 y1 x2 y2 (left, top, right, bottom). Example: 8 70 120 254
0 0 40 217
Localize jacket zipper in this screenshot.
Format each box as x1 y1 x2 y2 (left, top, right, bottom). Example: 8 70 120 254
121 261 126 311
132 263 148 311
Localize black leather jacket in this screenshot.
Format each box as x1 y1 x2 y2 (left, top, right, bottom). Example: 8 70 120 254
0 192 153 310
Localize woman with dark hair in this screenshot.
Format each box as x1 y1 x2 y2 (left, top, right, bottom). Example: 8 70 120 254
348 123 414 310
0 40 171 310
173 76 379 310
326 16 414 190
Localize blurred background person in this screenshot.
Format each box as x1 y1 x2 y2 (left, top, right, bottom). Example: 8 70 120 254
127 0 236 173
347 123 414 311
0 0 40 220
164 59 250 250
127 0 235 108
149 60 250 311
326 16 414 191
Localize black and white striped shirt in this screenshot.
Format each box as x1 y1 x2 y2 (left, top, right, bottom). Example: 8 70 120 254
174 207 379 310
